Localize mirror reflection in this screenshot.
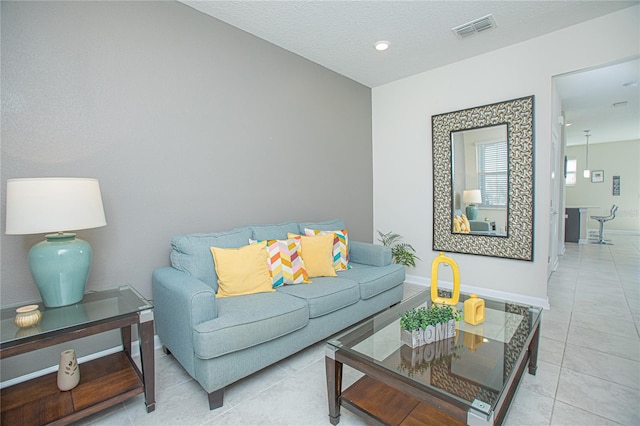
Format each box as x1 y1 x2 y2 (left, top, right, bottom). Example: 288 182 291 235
451 125 508 236
431 95 534 261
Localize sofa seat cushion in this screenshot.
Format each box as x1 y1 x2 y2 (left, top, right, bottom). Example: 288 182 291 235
276 278 359 318
338 262 405 300
193 292 309 359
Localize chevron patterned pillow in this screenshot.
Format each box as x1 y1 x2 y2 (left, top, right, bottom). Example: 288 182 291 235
249 237 310 287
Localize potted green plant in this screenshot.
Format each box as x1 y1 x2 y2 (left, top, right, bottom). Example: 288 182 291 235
377 231 420 267
399 307 426 347
400 304 461 348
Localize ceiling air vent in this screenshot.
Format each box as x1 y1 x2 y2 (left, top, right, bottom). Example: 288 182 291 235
452 14 497 39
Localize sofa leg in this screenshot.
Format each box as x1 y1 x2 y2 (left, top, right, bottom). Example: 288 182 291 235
162 345 172 356
208 388 224 410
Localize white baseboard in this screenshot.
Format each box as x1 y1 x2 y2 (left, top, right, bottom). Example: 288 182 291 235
587 229 640 236
405 274 550 310
581 228 639 243
0 335 163 389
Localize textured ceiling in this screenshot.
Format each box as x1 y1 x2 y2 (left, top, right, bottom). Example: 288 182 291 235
181 1 639 145
182 0 637 87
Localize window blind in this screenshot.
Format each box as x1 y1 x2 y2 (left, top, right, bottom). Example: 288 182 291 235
477 141 507 207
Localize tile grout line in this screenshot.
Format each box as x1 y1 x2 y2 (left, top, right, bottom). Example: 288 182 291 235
547 255 578 426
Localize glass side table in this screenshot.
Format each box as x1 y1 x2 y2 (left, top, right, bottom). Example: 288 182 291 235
1 285 155 425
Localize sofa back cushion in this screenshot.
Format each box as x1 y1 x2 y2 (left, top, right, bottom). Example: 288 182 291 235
169 220 345 290
170 227 253 290
297 219 346 234
249 221 300 240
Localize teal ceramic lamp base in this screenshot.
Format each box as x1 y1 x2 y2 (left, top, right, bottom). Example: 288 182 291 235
466 205 478 221
28 233 92 308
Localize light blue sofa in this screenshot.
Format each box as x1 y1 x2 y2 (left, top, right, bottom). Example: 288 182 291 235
454 209 492 234
152 219 405 409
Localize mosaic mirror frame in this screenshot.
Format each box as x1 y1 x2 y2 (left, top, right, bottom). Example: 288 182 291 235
432 95 535 261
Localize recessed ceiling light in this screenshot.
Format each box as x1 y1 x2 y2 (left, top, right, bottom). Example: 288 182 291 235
374 41 390 51
565 122 573 127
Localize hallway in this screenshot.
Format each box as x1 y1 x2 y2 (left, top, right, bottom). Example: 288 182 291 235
504 234 640 425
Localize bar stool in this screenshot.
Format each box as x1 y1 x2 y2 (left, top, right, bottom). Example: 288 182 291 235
590 205 618 244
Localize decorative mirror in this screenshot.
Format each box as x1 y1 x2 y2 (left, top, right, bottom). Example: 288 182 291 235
432 96 534 261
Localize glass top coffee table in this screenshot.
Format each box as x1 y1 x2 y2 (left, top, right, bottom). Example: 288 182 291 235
325 289 541 425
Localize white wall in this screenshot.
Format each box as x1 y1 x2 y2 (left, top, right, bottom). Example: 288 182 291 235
372 6 639 307
566 139 640 233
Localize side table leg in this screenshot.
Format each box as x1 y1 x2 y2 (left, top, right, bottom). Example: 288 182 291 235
121 326 132 356
528 322 540 375
138 310 156 412
325 349 343 425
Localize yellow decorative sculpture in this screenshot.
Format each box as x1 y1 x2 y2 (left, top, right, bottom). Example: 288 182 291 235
464 294 486 325
431 252 460 305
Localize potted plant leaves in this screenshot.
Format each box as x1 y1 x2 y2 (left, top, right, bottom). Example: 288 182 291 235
377 231 420 267
400 304 461 348
399 306 427 347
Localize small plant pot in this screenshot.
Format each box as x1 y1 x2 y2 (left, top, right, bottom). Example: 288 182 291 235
424 320 456 343
14 305 42 328
402 320 456 347
400 304 459 348
401 329 426 348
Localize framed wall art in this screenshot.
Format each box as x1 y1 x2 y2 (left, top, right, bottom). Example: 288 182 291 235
591 170 604 183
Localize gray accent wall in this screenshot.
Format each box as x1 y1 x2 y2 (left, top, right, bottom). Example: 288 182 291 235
1 1 372 380
1 1 373 305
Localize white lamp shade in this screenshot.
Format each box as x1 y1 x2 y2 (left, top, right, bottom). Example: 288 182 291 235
463 189 482 204
6 178 107 235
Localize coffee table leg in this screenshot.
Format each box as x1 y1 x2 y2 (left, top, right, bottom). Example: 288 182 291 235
326 353 343 425
528 322 540 375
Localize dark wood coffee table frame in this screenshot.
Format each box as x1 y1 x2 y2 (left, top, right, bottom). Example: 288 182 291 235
326 306 540 425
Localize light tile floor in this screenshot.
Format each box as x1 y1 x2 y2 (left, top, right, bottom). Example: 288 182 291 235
77 235 639 425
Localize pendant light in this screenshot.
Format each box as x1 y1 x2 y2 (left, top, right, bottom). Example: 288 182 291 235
583 130 591 178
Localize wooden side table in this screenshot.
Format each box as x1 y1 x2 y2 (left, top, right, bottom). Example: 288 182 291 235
1 285 155 425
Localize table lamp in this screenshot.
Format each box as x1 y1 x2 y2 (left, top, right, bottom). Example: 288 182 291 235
463 189 482 220
5 178 107 307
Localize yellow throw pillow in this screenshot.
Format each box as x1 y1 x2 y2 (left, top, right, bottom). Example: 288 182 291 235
303 228 351 271
453 215 470 233
288 233 337 278
210 242 275 298
453 215 462 233
461 214 471 232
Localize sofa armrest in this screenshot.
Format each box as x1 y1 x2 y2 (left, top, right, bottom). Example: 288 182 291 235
152 266 217 375
349 241 392 267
